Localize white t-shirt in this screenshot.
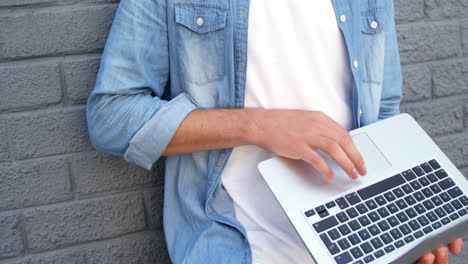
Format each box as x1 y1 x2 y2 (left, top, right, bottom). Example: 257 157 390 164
221 1 353 263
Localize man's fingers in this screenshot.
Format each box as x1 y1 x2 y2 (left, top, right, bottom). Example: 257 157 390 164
417 253 435 264
303 149 334 180
434 246 448 264
448 237 463 255
318 138 358 180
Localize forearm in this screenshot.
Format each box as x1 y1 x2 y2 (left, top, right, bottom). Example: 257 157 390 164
162 108 261 156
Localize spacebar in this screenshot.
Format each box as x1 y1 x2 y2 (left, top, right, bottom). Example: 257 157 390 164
357 174 405 200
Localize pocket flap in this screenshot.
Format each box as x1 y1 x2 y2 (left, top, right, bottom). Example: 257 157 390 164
175 3 228 34
361 9 385 34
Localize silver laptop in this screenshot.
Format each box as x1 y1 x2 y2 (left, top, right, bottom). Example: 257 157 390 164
258 113 468 264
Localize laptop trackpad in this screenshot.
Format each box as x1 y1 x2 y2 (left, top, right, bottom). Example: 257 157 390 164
352 132 391 176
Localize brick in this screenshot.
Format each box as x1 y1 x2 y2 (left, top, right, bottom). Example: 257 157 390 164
400 98 464 137
0 5 117 60
143 187 164 230
9 107 91 159
397 21 460 64
0 60 62 111
24 192 146 251
0 158 72 211
462 20 468 56
0 121 9 162
86 231 170 264
465 101 468 127
431 60 468 97
402 64 431 102
394 0 424 23
71 151 155 196
0 213 24 258
425 0 468 19
0 249 85 264
62 55 101 103
434 132 468 169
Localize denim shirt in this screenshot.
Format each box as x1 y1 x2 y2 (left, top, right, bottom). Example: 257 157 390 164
86 0 402 263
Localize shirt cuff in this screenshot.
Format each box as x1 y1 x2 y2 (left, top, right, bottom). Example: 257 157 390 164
124 92 198 170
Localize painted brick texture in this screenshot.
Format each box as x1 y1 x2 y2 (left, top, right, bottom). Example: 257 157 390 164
0 1 467 264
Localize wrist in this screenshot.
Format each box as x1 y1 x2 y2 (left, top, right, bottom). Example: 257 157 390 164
242 108 265 146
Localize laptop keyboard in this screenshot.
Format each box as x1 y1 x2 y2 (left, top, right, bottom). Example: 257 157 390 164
304 159 468 264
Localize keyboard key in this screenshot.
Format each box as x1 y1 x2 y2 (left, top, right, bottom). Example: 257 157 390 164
415 204 426 214
423 200 435 210
353 260 364 264
321 233 340 254
434 169 448 180
399 224 412 235
315 205 326 213
404 195 417 205
387 203 399 214
378 220 390 231
402 170 417 181
390 229 403 239
368 211 381 222
410 180 422 191
328 228 341 240
361 242 373 254
395 240 405 248
423 226 433 234
451 199 463 210
427 173 438 183
368 224 381 236
440 192 451 202
351 247 364 259
346 208 359 219
327 243 340 255
412 166 425 176
432 221 442 230
377 208 390 218
401 184 413 194
420 163 434 173
450 212 459 221
338 238 351 250
459 195 468 206
458 209 467 216
441 217 451 225
326 201 336 208
313 216 339 233
419 177 430 187
375 195 387 206
337 212 350 223
384 192 396 202
443 204 455 214
388 216 399 227
384 244 396 253
435 208 447 218
429 159 441 170
305 209 316 217
348 234 361 245
349 220 361 231
414 191 425 201
339 224 352 236
319 210 329 218
408 219 421 231
380 232 393 244
414 230 424 238
405 208 417 219
431 196 443 206
357 174 405 200
422 187 434 198
396 212 409 223
393 188 405 198
346 193 362 205
374 249 385 258
404 235 415 243
417 215 430 226
366 199 378 210
335 252 353 264
371 237 384 249
439 178 454 190
448 187 463 198
358 229 371 241
336 197 350 209
396 199 408 210
363 255 375 263
358 215 371 227
356 203 369 214
430 184 442 194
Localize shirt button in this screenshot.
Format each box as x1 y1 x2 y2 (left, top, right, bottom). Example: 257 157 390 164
196 17 204 26
340 15 347 23
370 20 378 29
353 60 359 68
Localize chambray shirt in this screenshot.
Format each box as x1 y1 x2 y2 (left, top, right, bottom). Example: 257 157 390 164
86 0 402 263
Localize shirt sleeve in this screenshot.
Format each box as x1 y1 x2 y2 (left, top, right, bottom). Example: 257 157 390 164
378 0 403 121
86 0 198 170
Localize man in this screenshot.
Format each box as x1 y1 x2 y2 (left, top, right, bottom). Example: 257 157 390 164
86 0 463 263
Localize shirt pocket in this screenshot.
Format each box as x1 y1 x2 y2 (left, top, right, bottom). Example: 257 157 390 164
174 2 228 85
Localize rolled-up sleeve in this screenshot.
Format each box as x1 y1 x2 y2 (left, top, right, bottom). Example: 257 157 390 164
86 0 198 170
378 0 402 120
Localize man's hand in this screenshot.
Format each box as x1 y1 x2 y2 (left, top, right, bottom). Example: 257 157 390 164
414 238 464 264
251 109 367 180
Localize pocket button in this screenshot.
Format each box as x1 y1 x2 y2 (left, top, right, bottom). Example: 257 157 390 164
370 21 378 29
196 17 204 26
